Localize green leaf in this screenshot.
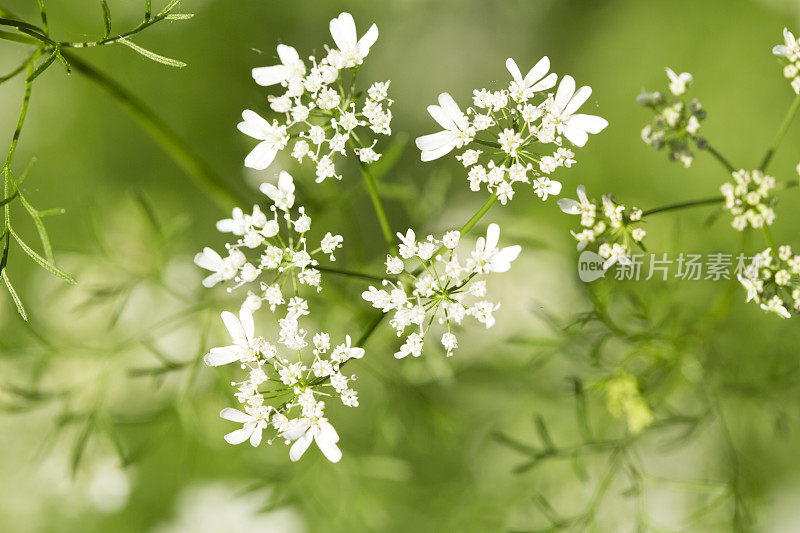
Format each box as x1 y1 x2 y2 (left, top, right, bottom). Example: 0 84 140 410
2 270 27 320
9 227 76 284
118 38 186 68
27 48 59 81
101 0 111 38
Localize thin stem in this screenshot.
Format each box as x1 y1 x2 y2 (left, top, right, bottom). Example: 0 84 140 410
704 143 735 173
762 225 775 250
760 92 800 172
63 53 247 212
459 193 498 235
641 195 723 217
357 158 393 245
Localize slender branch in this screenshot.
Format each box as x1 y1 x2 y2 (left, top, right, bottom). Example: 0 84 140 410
63 53 246 212
642 195 723 217
356 158 394 245
703 143 735 173
760 92 800 172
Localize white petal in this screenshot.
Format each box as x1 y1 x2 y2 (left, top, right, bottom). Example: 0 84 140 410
505 58 523 84
524 56 550 85
204 347 241 366
314 423 342 463
289 432 313 462
276 44 299 65
251 65 289 86
494 245 521 272
557 198 581 214
554 75 575 112
283 419 311 441
221 311 247 345
239 307 255 343
330 12 357 50
530 72 557 93
357 23 379 56
202 273 221 288
244 141 278 170
485 223 500 253
224 427 252 445
564 85 592 116
567 114 608 134
237 110 270 140
437 93 463 125
220 408 250 423
427 104 456 131
194 247 223 271
416 131 457 161
563 124 589 147
249 425 263 447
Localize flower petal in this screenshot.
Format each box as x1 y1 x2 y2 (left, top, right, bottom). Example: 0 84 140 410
244 141 278 170
220 408 249 423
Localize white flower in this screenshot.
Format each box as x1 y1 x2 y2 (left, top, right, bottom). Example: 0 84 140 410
237 110 289 170
505 56 557 101
252 44 305 87
219 407 269 447
385 255 404 274
204 308 258 366
761 295 792 318
551 76 609 147
441 332 458 356
442 230 460 249
328 12 379 69
471 223 521 274
259 171 295 211
194 247 237 287
773 28 800 61
285 417 342 463
533 177 562 201
415 93 473 161
665 67 693 96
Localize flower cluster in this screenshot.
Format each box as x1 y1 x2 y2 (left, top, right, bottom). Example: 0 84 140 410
773 28 800 95
638 68 706 168
720 169 776 231
238 12 393 182
194 172 343 304
558 186 646 269
361 224 520 358
738 246 800 319
204 304 365 462
415 57 608 204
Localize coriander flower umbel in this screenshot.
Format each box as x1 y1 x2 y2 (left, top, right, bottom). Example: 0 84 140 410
239 12 392 181
738 246 800 319
194 172 343 305
415 57 607 205
205 303 365 462
558 185 646 270
362 223 520 358
638 68 706 168
720 169 776 231
773 28 800 95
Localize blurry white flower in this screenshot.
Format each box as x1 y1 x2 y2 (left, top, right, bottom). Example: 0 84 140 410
665 67 693 96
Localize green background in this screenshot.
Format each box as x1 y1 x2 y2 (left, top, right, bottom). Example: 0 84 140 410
1 0 800 531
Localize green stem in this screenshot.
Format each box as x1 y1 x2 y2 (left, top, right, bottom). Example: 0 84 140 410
63 52 247 212
704 143 735 173
357 159 393 245
762 225 775 250
642 195 723 217
760 92 800 172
